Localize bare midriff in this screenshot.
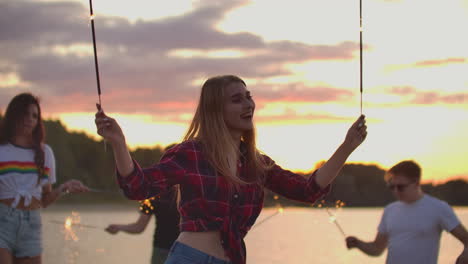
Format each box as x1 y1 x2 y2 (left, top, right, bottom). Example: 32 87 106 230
176 231 230 261
0 197 42 210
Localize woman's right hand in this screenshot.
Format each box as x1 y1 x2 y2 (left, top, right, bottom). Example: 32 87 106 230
345 236 359 249
105 224 121 234
95 104 125 146
60 179 90 194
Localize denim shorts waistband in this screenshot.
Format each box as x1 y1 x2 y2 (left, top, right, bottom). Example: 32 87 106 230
170 241 231 264
0 202 39 218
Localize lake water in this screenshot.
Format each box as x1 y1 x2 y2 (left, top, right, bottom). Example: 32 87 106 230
42 205 467 264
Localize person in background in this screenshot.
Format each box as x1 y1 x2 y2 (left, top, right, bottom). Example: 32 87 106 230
105 186 180 264
0 93 89 264
346 160 468 264
95 75 368 264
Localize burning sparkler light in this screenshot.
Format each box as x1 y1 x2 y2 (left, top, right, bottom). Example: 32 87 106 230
320 200 346 237
63 212 81 242
252 205 284 229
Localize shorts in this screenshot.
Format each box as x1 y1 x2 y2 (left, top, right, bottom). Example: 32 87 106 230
164 241 231 264
0 202 42 257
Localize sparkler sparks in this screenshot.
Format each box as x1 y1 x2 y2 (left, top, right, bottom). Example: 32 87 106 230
50 211 103 237
252 206 284 229
63 212 81 241
317 200 347 237
139 196 157 214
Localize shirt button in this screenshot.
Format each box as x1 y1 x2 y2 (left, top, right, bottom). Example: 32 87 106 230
233 194 239 199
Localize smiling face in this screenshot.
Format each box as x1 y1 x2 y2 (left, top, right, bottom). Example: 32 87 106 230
223 81 255 138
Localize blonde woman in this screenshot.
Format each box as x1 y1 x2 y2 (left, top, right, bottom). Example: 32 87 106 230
95 75 367 264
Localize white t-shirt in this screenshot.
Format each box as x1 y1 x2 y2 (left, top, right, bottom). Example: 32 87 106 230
378 194 460 264
0 142 56 207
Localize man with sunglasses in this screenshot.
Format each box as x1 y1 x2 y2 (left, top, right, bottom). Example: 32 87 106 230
345 160 468 264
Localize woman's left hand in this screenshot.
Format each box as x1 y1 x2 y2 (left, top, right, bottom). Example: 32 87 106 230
59 179 90 194
344 115 367 151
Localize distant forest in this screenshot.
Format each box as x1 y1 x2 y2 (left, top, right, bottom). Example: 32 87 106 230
5 117 468 207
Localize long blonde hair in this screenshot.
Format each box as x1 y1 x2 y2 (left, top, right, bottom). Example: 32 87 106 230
184 75 271 184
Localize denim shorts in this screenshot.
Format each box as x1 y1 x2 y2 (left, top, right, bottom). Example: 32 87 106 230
0 203 42 257
164 241 231 264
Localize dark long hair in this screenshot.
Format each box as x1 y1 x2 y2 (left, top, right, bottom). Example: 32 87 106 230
0 93 46 181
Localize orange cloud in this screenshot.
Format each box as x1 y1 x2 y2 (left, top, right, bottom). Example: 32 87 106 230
415 57 466 67
387 86 468 105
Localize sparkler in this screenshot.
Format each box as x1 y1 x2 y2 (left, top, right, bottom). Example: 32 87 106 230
88 0 107 151
88 0 102 106
88 187 121 195
325 207 346 237
252 206 284 229
50 219 102 230
359 0 364 115
252 195 284 229
318 200 346 237
50 212 104 231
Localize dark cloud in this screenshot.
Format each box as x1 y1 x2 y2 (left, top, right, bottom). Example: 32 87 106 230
0 0 359 116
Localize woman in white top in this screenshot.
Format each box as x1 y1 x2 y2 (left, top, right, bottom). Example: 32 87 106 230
0 93 89 264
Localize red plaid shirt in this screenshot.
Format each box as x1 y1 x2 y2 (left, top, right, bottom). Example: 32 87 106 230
117 140 330 264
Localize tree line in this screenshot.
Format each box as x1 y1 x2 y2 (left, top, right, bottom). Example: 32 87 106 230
265 163 468 208
3 116 467 207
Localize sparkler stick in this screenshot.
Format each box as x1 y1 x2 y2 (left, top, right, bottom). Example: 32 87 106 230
359 0 363 115
88 0 101 106
252 207 284 229
325 207 346 237
88 0 107 151
88 187 122 195
49 219 103 229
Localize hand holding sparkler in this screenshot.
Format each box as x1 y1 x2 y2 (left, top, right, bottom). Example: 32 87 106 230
345 236 360 249
59 179 90 195
345 232 388 255
105 224 121 234
344 115 367 151
95 105 125 146
95 105 135 177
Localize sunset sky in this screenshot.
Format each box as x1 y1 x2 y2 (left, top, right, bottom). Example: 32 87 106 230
1 0 467 183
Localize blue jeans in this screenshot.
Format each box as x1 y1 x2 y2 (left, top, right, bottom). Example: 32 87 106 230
164 241 231 264
0 203 42 257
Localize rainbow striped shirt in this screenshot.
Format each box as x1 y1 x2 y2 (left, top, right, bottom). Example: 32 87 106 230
0 143 56 206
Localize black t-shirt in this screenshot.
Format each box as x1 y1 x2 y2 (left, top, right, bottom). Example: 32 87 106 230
139 187 180 249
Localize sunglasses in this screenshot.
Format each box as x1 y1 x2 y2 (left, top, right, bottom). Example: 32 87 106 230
387 182 414 192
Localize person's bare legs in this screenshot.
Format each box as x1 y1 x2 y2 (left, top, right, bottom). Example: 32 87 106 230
14 255 41 264
0 248 13 264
